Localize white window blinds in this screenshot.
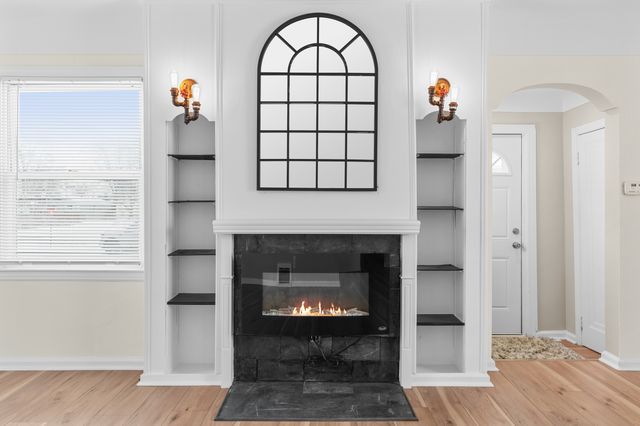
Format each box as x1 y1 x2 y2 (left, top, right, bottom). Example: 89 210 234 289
0 79 143 267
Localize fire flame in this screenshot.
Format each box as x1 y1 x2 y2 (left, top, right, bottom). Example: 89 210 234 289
291 300 346 316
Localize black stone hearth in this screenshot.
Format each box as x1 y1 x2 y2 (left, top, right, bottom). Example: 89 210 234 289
215 381 417 421
233 234 401 383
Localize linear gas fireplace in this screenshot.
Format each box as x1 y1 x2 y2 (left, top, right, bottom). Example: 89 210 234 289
233 234 401 382
237 251 393 336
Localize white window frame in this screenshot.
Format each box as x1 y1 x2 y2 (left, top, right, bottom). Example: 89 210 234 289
0 66 144 281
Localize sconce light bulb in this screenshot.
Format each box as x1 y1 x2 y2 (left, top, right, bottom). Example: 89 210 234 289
170 70 178 88
429 70 438 87
192 84 200 102
450 85 459 103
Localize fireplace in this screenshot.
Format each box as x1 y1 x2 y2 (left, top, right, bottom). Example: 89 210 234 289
236 252 396 337
233 234 401 382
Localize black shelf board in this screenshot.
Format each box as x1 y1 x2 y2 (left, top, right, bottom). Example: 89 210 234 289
168 154 215 160
418 264 463 272
167 293 216 306
168 200 215 204
417 206 464 211
417 314 464 326
168 249 216 256
417 153 463 159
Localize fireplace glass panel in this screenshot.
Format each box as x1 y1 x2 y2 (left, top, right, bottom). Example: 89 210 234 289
242 253 370 318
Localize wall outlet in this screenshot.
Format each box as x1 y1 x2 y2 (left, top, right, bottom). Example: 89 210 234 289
623 181 640 195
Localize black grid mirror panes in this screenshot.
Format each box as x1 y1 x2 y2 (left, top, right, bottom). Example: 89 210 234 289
257 13 378 191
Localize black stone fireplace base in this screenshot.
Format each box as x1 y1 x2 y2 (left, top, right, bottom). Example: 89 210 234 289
234 335 399 382
215 381 417 421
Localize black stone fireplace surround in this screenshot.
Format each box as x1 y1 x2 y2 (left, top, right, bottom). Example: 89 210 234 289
233 234 401 382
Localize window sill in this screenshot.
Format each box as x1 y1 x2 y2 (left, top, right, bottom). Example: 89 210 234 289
0 267 144 282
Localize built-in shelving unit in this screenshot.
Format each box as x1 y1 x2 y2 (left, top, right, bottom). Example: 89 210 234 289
166 116 216 376
415 112 466 376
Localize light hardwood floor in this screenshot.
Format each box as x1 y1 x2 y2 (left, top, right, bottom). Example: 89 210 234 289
1 358 640 425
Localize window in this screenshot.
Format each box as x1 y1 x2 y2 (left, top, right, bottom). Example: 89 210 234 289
0 79 143 270
257 13 378 190
492 152 511 175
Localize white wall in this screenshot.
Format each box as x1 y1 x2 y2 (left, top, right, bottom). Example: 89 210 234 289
488 0 640 56
0 1 146 366
0 1 144 55
217 0 412 221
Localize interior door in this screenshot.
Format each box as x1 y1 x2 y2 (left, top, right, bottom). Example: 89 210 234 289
492 134 522 334
573 124 605 353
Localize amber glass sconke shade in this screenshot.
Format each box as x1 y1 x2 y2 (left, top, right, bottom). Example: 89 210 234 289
428 71 458 123
169 72 201 125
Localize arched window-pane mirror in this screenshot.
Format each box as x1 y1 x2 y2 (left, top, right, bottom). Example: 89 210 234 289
257 13 378 190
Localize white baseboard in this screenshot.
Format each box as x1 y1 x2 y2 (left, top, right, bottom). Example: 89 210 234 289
487 358 499 372
138 372 225 387
600 351 640 371
535 330 577 343
0 356 143 371
408 373 493 387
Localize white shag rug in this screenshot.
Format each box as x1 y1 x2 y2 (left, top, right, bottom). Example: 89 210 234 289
492 335 584 360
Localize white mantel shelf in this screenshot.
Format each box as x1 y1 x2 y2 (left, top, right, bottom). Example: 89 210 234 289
212 219 421 234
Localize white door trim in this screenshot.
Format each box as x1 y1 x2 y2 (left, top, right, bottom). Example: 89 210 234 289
491 124 538 336
571 119 606 345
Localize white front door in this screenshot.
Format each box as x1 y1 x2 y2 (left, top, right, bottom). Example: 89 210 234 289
492 134 522 334
573 122 605 353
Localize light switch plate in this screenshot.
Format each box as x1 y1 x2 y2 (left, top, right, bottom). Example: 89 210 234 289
623 181 640 195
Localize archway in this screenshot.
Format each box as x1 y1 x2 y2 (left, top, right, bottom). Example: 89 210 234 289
486 78 619 367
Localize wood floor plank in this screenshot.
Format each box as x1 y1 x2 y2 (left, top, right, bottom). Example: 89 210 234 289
418 387 478 425
497 361 597 424
542 361 640 425
58 370 141 424
0 371 77 424
0 371 44 403
89 375 157 424
484 371 552 425
451 387 514 425
124 386 188 425
161 386 220 425
16 370 111 423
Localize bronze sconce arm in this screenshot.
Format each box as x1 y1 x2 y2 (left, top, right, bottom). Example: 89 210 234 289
428 75 459 124
169 73 201 125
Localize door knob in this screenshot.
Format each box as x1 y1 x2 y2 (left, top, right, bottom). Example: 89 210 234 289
512 242 522 249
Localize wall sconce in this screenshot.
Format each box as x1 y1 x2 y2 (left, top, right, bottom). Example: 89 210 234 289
170 71 200 124
428 71 459 123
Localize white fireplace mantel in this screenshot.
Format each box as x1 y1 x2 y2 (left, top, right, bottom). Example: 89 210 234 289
211 219 421 235
211 219 421 388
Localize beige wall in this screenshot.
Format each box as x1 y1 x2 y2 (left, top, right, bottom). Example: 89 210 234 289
0 281 144 360
492 112 566 331
489 56 640 360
